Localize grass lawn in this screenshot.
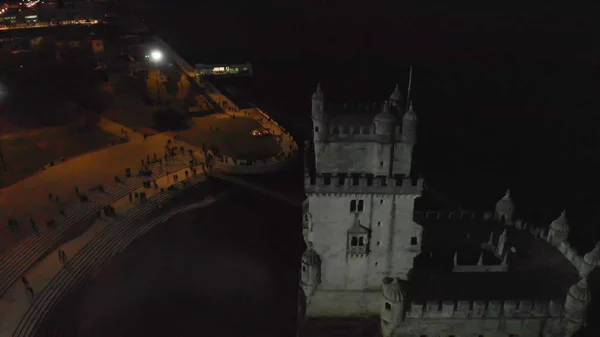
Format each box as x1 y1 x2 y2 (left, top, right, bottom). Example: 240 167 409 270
0 126 120 188
180 115 281 160
99 74 158 135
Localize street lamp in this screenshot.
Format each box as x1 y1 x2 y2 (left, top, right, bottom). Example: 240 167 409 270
149 49 163 105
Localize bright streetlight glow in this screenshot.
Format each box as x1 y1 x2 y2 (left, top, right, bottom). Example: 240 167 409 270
150 50 163 63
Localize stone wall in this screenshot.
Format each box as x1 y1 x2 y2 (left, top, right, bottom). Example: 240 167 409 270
305 173 423 195
404 299 563 319
324 124 406 143
207 108 299 174
306 289 381 317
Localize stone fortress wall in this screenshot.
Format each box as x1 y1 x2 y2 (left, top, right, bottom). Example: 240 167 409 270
376 201 598 337
304 173 423 195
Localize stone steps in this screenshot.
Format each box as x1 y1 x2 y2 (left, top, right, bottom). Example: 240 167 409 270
12 174 211 337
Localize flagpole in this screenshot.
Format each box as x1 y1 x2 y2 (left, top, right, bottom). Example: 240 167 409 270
406 65 413 111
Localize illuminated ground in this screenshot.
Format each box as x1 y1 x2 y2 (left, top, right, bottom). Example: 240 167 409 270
37 188 304 337
180 115 281 161
0 126 119 188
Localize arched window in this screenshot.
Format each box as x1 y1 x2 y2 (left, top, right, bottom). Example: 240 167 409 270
358 237 365 246
351 237 358 246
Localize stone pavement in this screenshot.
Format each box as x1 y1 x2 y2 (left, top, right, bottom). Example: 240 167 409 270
0 166 207 337
0 121 199 254
0 111 297 337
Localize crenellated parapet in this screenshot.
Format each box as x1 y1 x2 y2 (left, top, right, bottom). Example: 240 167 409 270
325 100 385 115
324 124 405 142
404 299 563 319
413 210 495 223
304 172 423 195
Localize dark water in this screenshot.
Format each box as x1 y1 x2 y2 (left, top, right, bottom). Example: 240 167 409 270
119 2 600 236
38 184 304 337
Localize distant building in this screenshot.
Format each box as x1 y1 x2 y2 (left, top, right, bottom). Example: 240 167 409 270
195 63 252 77
300 81 598 337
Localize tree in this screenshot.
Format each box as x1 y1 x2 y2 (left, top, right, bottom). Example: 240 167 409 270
146 69 167 102
176 74 191 104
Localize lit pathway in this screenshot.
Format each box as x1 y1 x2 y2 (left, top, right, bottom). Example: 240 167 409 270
1 171 226 337
0 121 197 254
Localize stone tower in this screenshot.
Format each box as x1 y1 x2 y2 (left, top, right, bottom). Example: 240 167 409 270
302 82 423 317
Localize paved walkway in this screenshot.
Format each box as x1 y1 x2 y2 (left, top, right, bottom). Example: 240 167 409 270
0 120 195 254
0 51 298 335
1 169 217 337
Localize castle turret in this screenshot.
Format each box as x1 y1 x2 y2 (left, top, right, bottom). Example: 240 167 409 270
300 242 321 301
373 100 397 141
548 210 570 246
581 242 600 277
495 189 515 225
564 277 592 336
401 101 417 144
380 277 406 337
311 83 327 142
389 84 404 115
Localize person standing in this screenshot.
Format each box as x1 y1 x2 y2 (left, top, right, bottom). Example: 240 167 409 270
26 285 34 299
30 218 37 234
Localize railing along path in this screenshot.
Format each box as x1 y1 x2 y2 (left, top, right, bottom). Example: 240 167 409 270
13 174 213 337
0 158 188 298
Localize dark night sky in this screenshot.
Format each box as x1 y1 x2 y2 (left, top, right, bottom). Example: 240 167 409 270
123 1 600 245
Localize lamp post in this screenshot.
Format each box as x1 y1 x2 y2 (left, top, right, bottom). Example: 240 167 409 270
149 49 163 106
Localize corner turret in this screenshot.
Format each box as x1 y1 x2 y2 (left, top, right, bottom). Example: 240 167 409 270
389 84 404 116
401 101 417 144
548 210 570 246
380 277 406 337
311 83 327 142
300 242 322 301
495 189 515 225
581 242 600 276
373 100 397 141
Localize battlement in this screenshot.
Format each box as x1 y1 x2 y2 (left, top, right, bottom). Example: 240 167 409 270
403 299 563 319
413 211 495 223
304 173 423 195
325 101 385 114
324 124 406 142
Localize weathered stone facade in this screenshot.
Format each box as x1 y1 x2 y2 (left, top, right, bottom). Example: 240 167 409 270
300 82 597 337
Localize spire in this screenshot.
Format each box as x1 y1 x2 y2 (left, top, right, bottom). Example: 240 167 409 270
312 82 323 100
406 65 413 111
403 101 417 120
453 251 458 266
389 84 403 101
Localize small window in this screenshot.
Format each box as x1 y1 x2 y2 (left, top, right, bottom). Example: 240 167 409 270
302 265 306 272
380 199 383 204
410 237 418 246
377 241 380 246
378 221 381 227
380 161 384 167
385 302 391 311
375 262 378 266
357 200 364 212
315 126 319 132
350 200 357 212
348 235 368 255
